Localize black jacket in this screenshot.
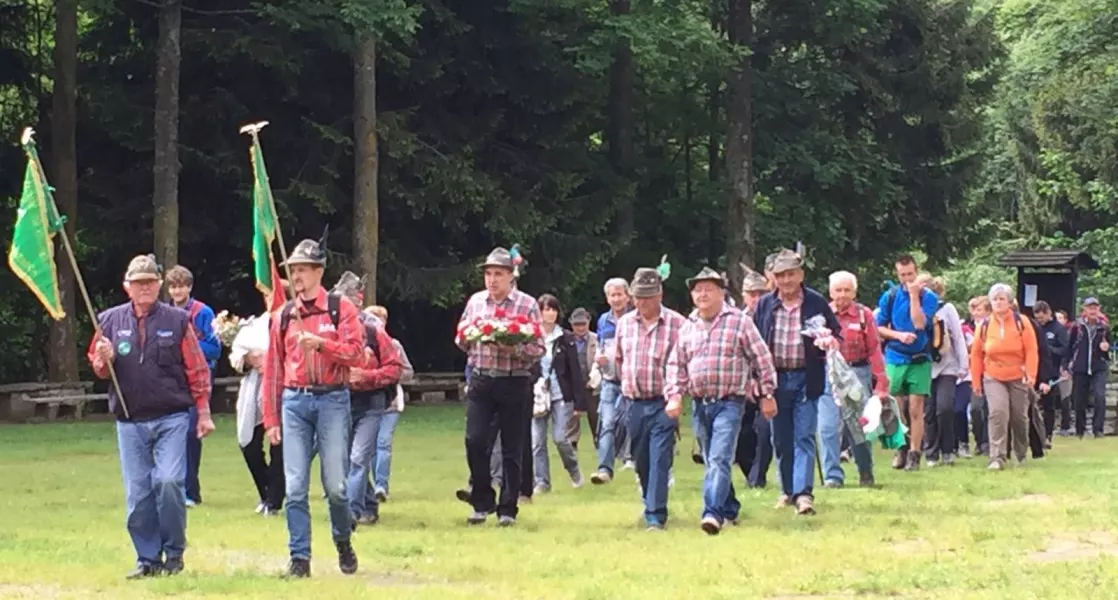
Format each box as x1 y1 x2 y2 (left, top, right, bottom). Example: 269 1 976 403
1066 318 1110 375
752 285 842 399
1037 318 1069 377
547 329 590 412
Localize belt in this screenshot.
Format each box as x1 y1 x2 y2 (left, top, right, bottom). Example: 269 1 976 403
849 360 869 368
695 395 746 404
285 385 347 395
470 368 531 379
629 396 665 402
777 367 806 373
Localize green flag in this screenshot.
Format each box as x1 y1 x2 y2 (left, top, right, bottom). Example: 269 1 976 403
248 132 285 311
8 133 65 320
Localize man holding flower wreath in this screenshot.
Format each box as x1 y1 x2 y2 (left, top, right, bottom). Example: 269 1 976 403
456 247 545 527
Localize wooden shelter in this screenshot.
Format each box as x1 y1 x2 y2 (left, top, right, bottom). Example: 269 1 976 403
996 249 1099 317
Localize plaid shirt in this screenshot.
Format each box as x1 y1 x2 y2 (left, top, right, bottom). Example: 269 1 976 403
87 304 213 418
350 314 405 391
455 288 545 372
615 306 687 399
261 288 367 430
666 306 777 400
772 300 805 370
832 301 889 396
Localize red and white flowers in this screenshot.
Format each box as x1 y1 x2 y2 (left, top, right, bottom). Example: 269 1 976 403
458 307 542 345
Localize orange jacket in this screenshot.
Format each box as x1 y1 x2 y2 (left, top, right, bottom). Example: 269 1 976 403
970 312 1039 387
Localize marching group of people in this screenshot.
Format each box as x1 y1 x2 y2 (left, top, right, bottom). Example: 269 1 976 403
86 238 1112 580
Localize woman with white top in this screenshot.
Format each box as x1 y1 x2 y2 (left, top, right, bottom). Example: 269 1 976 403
230 313 284 515
531 294 588 493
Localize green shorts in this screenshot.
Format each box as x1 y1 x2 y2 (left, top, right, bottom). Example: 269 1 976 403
886 361 932 397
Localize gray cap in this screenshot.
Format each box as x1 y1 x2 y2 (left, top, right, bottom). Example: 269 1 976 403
770 248 804 274
125 254 161 282
283 239 327 267
1084 296 1100 306
741 267 768 292
630 267 664 298
569 307 591 325
331 271 366 304
686 266 725 290
478 247 514 271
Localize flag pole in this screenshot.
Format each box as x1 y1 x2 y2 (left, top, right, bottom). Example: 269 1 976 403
239 121 298 313
22 127 131 420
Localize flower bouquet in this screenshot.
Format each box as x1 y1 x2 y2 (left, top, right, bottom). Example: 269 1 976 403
213 310 247 347
458 307 541 346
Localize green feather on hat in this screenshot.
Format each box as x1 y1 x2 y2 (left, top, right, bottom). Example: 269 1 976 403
656 255 670 281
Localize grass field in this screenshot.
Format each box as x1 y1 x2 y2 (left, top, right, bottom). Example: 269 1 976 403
2 405 1118 599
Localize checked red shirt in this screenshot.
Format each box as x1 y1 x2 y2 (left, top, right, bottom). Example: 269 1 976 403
615 306 687 399
831 301 889 396
261 287 367 430
772 299 805 370
455 288 545 372
666 305 777 401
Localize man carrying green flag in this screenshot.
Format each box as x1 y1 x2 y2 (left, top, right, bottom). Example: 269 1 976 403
8 128 65 320
243 121 288 313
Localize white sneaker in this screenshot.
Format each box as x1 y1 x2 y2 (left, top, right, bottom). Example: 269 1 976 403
622 460 635 471
255 502 267 514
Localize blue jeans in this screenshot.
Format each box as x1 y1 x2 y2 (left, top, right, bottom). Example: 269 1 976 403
771 370 818 500
628 398 676 526
282 388 353 559
116 410 190 566
693 397 744 524
596 381 625 475
817 365 874 484
346 392 399 519
531 400 581 489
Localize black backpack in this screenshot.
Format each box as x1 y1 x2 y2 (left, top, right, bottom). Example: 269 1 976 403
279 293 380 362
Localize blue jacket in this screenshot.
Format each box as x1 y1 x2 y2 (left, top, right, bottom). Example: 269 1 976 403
183 298 221 368
752 285 841 399
875 285 938 365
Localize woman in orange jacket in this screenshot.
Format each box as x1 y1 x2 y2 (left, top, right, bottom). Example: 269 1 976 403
969 283 1039 471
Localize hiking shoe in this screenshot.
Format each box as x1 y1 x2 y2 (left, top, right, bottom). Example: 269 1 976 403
255 502 267 514
1057 429 1071 437
645 522 666 532
163 556 183 576
795 496 816 516
374 488 388 503
987 460 1004 471
904 451 921 472
336 541 358 575
466 511 488 525
262 506 281 517
823 479 843 489
622 460 635 471
498 515 516 527
455 488 472 503
891 450 907 470
859 472 876 488
590 470 612 485
356 513 379 526
958 444 972 459
839 450 851 463
700 516 721 535
774 494 791 509
571 473 585 488
532 484 549 496
518 495 532 504
285 557 311 578
1095 432 1105 439
942 453 956 466
126 563 162 580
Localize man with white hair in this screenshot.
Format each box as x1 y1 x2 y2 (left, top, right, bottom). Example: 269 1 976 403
819 270 888 487
591 277 635 484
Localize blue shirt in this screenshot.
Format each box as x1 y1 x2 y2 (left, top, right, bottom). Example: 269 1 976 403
183 298 221 369
875 285 939 365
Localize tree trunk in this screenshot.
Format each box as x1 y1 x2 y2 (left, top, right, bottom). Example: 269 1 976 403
48 0 78 383
724 0 754 296
153 0 181 269
607 0 635 241
353 36 379 304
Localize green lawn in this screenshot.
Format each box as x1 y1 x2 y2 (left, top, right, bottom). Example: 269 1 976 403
2 406 1118 599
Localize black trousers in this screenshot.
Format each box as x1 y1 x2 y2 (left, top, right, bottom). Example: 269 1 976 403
241 424 285 510
465 375 531 518
1073 371 1108 436
1040 388 1059 441
734 401 773 488
923 375 958 460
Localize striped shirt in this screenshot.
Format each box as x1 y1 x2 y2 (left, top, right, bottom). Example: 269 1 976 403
666 306 777 400
772 300 805 370
455 288 545 372
615 306 687 399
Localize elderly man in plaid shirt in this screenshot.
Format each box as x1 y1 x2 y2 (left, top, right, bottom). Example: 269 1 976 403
602 266 687 530
667 267 777 535
456 247 545 527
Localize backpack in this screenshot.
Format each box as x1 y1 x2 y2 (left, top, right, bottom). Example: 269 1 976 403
279 293 380 363
978 311 1023 343
882 286 935 355
930 301 951 362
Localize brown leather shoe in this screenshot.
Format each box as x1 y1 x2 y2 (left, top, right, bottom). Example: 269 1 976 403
904 450 921 471
795 496 816 516
891 450 907 470
774 494 791 509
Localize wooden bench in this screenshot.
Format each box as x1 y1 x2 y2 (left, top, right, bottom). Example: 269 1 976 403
404 372 466 404
0 381 99 422
13 392 110 421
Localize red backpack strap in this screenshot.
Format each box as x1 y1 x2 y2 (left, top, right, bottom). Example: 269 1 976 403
186 299 203 320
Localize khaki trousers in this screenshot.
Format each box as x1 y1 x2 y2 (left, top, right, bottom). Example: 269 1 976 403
983 376 1030 463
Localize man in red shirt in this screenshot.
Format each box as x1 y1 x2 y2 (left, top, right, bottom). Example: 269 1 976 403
260 237 367 578
818 270 889 488
88 255 215 578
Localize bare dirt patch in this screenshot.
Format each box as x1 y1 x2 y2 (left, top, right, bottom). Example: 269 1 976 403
1029 531 1118 563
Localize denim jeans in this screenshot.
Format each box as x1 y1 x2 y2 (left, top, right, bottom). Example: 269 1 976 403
346 391 397 519
692 397 744 524
531 400 581 489
282 388 353 559
817 365 873 484
772 370 818 500
628 398 676 526
116 410 190 566
596 381 624 475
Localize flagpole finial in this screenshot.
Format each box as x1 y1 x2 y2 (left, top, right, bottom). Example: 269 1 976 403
239 121 270 135
20 127 34 146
